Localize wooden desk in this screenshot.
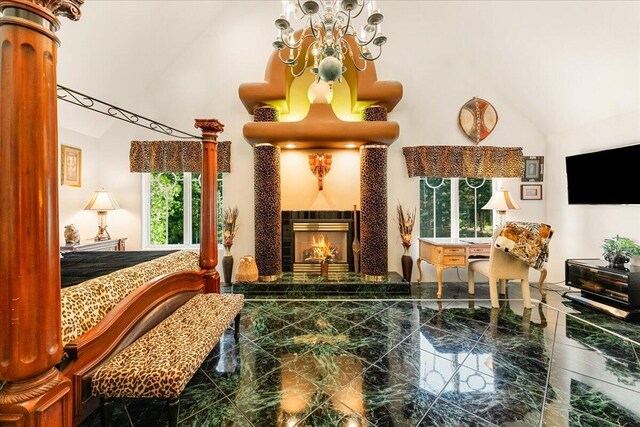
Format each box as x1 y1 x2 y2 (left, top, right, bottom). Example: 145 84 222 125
60 237 127 253
416 238 491 298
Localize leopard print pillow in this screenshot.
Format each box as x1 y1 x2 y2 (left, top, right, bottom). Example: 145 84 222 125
61 251 200 346
494 222 553 270
92 293 244 399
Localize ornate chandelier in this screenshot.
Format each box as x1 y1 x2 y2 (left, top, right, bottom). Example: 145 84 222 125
273 0 387 86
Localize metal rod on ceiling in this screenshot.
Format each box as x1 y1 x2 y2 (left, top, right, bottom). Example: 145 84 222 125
56 85 203 140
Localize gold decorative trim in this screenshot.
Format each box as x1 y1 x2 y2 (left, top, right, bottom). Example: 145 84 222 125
258 274 280 282
363 274 386 282
293 263 349 274
293 222 350 232
360 144 387 150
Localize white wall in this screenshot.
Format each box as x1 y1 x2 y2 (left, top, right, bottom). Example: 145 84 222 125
545 111 640 282
58 1 554 283
281 149 361 211
58 128 101 244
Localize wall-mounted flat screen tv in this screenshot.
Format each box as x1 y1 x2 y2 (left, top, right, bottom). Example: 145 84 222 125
566 143 640 205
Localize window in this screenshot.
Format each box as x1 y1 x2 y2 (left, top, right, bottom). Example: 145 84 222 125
420 177 493 239
143 172 223 248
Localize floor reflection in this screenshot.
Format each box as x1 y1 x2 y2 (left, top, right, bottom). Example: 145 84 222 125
80 289 640 427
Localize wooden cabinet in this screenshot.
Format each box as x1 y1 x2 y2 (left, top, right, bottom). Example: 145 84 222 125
60 238 127 253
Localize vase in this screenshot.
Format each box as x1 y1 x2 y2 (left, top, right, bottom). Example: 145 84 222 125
236 256 259 282
401 246 413 283
222 246 234 286
608 254 630 269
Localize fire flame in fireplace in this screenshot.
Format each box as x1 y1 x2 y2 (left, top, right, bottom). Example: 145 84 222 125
303 234 338 262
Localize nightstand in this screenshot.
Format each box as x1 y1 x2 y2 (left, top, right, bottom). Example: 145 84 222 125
60 237 127 253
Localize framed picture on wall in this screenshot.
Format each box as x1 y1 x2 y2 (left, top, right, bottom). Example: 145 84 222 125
522 156 544 182
521 184 542 200
61 145 82 187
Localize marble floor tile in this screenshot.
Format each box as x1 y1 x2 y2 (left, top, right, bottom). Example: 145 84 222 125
418 397 496 427
180 396 253 427
544 367 640 426
79 285 640 427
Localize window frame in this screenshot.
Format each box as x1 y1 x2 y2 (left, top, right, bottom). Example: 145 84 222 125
420 177 496 240
141 172 223 250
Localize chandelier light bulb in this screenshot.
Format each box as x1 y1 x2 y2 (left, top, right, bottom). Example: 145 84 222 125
368 0 378 15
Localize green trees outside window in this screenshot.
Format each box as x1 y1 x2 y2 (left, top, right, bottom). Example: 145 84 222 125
148 172 223 246
420 178 493 239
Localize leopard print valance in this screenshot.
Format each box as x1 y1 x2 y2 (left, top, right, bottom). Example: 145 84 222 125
129 140 231 173
402 145 524 178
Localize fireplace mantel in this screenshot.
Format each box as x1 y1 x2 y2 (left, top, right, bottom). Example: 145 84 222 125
243 103 399 149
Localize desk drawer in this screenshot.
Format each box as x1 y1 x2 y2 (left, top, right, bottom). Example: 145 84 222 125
444 247 466 255
443 255 466 266
469 247 490 256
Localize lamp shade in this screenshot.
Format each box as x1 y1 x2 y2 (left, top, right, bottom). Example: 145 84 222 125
84 190 120 211
482 188 519 212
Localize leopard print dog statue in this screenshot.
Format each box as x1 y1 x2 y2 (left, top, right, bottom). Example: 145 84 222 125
64 224 81 245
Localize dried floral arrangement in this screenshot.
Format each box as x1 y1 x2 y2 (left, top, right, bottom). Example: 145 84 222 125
223 206 239 248
396 203 416 249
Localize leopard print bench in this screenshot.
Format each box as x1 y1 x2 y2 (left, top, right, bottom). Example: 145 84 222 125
91 293 244 427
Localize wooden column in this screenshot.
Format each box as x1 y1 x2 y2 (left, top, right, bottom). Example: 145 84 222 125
360 145 388 280
0 0 82 425
195 119 224 294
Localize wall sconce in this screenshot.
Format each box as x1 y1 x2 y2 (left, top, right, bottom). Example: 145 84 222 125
308 153 332 190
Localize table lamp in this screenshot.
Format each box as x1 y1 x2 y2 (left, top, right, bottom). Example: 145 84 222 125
482 188 519 229
84 189 120 241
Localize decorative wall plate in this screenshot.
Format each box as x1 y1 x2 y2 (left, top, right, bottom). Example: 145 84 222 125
458 97 498 144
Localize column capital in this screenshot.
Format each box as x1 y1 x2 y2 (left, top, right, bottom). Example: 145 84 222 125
0 0 83 23
194 118 224 140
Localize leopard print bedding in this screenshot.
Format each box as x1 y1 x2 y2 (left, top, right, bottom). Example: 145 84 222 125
92 293 244 399
494 222 553 270
60 250 200 346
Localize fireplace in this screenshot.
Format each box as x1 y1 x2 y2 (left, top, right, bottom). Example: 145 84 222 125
282 211 360 274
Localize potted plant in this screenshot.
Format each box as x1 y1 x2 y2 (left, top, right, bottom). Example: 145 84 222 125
222 207 239 285
602 235 640 268
396 203 416 282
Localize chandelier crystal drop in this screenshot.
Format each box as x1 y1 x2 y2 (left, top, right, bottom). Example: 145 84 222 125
273 0 387 86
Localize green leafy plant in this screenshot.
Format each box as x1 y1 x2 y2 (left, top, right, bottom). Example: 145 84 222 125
602 235 640 264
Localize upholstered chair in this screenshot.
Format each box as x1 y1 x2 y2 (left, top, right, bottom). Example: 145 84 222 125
468 227 532 309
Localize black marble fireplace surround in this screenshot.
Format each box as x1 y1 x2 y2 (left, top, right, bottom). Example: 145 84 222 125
282 210 360 273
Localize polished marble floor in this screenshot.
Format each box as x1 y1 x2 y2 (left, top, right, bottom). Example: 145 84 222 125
82 283 640 426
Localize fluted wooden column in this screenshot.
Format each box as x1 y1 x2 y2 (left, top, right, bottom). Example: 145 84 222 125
360 145 388 280
254 144 282 281
0 0 82 425
195 119 224 294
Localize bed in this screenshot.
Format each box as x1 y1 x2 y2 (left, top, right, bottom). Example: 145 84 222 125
59 250 207 423
60 250 179 288
56 120 225 425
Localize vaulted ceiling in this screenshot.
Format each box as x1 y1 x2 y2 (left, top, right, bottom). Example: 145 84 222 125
56 0 639 139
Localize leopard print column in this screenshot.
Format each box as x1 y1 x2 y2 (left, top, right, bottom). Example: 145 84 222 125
254 144 282 281
360 145 388 279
